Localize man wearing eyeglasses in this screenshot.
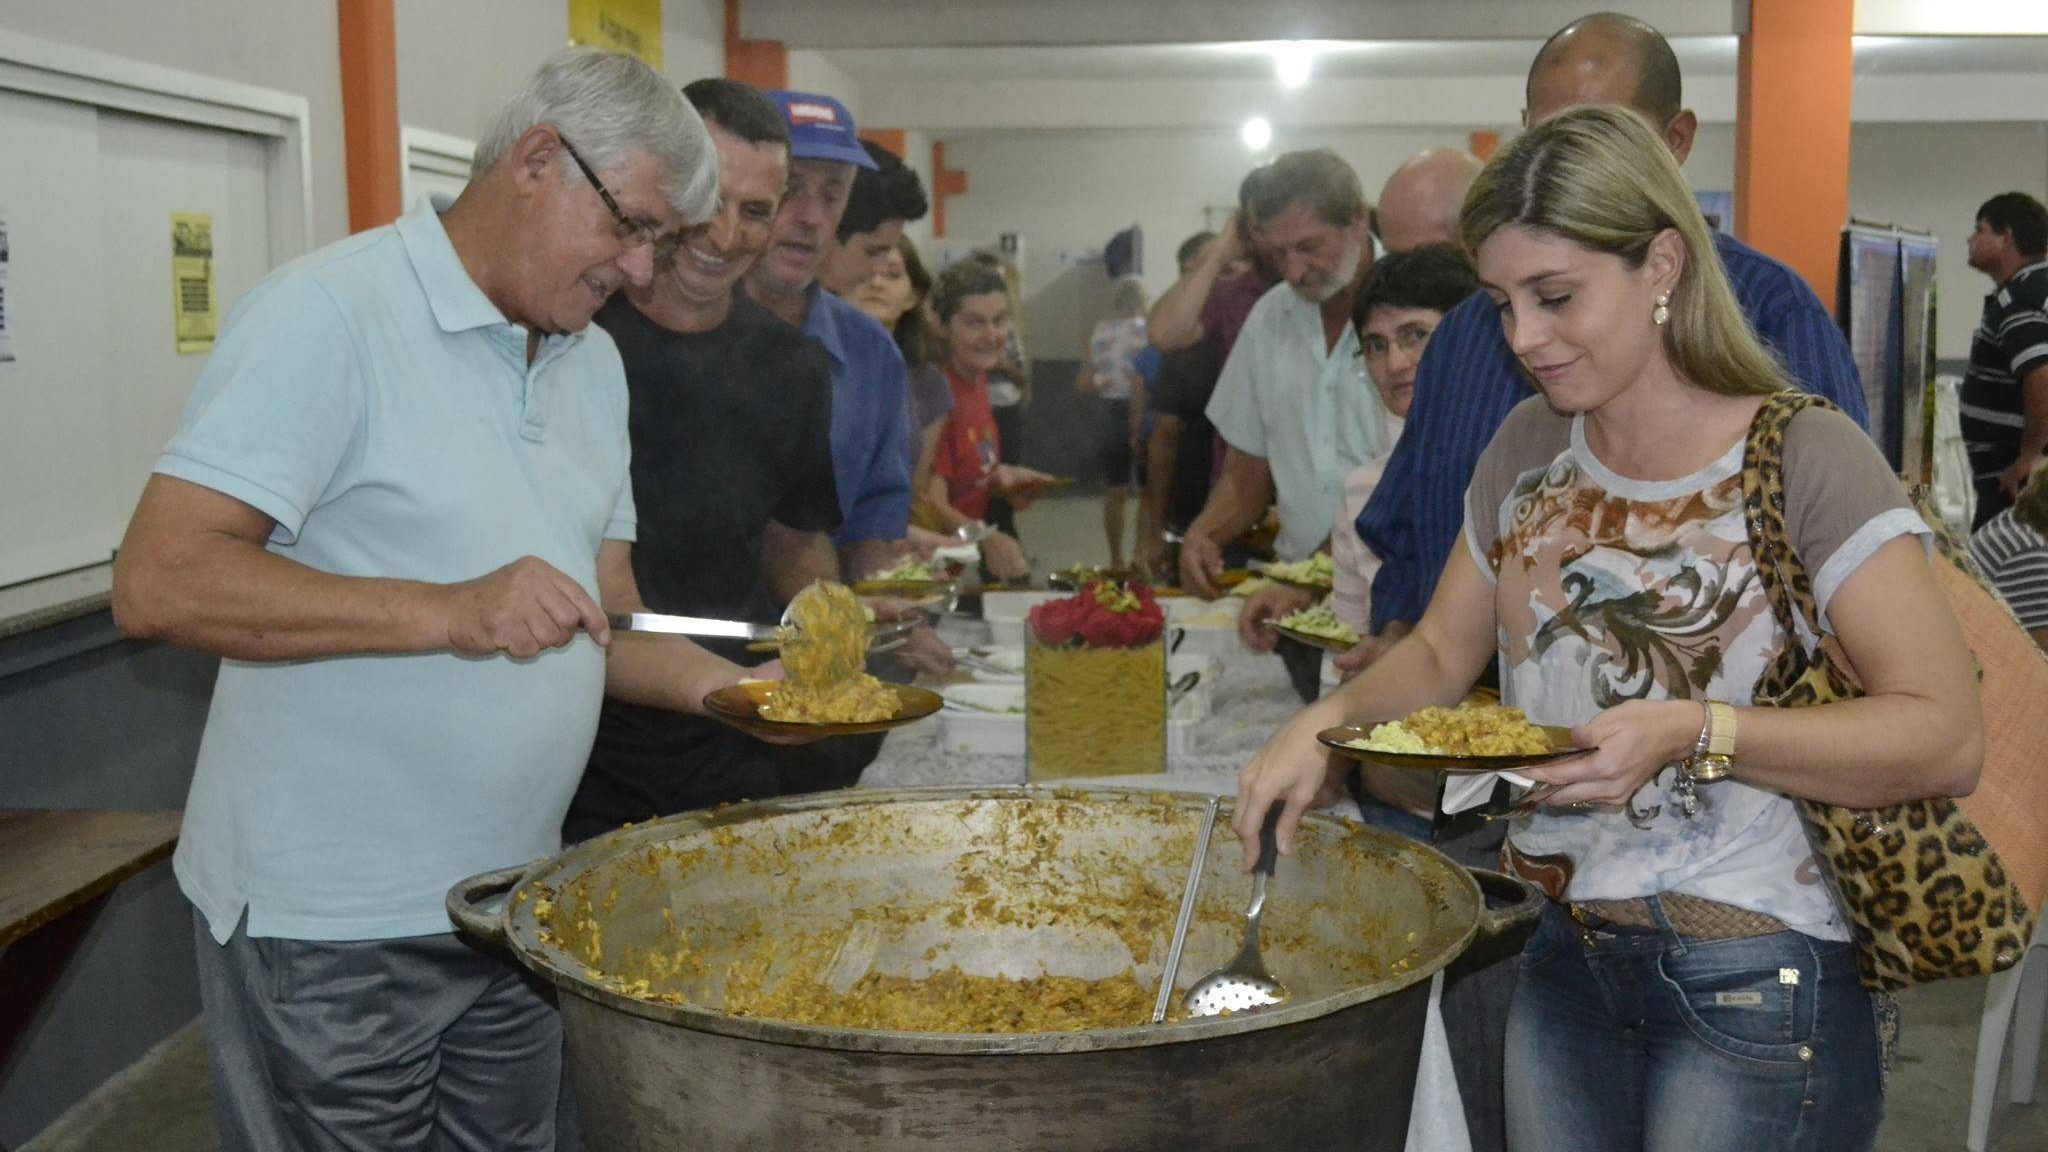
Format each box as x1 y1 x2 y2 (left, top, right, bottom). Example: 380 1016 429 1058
111 49 746 1151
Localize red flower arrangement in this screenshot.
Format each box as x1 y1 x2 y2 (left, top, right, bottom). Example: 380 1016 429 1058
1027 581 1166 649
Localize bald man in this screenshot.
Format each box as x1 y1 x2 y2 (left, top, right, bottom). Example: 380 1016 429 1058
1357 11 1869 645
1346 14 1871 1152
1374 148 1483 253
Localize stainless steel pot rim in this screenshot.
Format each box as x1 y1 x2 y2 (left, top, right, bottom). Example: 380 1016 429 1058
497 786 1482 1056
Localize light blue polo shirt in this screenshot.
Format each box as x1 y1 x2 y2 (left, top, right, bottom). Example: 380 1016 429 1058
1207 282 1388 559
162 196 637 942
800 285 913 543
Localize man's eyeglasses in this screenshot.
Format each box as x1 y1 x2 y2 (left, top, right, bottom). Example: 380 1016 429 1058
558 133 662 251
1355 323 1435 368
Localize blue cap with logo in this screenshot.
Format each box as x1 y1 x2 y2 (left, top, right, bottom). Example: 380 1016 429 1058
764 90 879 170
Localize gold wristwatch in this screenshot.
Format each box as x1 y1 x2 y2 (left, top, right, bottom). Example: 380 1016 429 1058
1689 700 1736 783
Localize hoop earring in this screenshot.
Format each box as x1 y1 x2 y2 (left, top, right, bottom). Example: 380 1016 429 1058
1653 292 1671 326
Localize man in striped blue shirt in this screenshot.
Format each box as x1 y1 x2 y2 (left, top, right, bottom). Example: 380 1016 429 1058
1359 14 1869 640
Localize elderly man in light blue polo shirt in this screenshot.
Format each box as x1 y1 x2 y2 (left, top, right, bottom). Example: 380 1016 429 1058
112 49 742 1152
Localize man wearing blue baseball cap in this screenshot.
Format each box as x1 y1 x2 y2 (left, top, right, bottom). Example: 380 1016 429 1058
745 90 956 790
746 91 906 583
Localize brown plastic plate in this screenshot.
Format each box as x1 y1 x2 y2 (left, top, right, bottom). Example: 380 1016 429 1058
704 681 944 738
1315 724 1589 773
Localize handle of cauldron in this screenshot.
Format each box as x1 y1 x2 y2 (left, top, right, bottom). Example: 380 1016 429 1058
1467 868 1544 941
1154 796 1222 1023
446 863 529 948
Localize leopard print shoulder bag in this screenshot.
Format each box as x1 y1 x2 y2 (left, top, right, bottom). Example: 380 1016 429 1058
1742 390 2040 990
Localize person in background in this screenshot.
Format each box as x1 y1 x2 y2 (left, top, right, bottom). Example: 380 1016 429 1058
970 249 1037 544
1078 275 1152 569
1356 12 1870 671
110 49 743 1150
1141 232 1230 579
740 90 957 788
925 258 1056 576
1177 149 1384 603
818 138 930 300
854 235 951 516
1240 104 1977 1152
1235 145 1485 678
1958 190 2048 527
741 90 909 591
1237 247 1478 686
565 79 840 842
1970 461 2048 653
1372 148 1484 253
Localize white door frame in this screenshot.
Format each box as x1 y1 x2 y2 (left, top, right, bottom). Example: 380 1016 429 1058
0 28 314 267
400 125 475 209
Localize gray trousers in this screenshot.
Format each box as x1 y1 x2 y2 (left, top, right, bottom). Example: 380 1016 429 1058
193 908 561 1152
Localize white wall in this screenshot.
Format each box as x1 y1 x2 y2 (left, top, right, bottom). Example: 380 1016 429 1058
1 0 347 244
930 117 2048 364
1848 121 2048 360
397 0 727 153
937 122 1741 359
787 47 863 110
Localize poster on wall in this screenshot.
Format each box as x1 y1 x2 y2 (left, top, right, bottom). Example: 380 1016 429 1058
0 209 13 364
172 212 217 355
568 0 662 69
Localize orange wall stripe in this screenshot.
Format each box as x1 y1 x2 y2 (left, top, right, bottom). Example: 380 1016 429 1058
931 140 967 239
859 129 906 158
724 0 787 90
338 0 403 233
1468 130 1500 161
1736 0 1853 311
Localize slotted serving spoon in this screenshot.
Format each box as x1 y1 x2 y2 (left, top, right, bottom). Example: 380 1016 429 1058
1182 802 1289 1018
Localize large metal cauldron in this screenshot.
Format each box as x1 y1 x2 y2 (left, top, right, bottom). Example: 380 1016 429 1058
449 787 1537 1152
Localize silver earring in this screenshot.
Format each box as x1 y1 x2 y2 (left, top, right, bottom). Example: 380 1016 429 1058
1653 293 1671 326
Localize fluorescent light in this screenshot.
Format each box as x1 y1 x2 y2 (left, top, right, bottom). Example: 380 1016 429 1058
1274 41 1314 88
1241 117 1273 151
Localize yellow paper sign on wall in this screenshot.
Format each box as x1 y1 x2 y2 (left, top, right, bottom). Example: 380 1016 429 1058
171 212 216 355
568 0 662 69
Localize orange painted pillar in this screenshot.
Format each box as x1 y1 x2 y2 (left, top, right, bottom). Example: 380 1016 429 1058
931 141 967 239
338 0 402 232
725 0 788 90
1468 131 1499 162
1736 0 1853 311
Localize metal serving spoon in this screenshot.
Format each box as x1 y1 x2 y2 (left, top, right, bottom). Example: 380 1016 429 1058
1182 802 1289 1018
1153 796 1220 1023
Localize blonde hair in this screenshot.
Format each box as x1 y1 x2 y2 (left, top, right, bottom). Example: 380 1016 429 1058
1459 105 1788 399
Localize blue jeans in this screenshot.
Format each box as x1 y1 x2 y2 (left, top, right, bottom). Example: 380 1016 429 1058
1506 902 1881 1152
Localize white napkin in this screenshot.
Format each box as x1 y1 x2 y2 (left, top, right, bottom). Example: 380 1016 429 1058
1440 770 1536 815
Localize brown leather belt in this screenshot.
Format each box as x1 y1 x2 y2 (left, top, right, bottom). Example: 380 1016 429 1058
1568 893 1787 940
1500 839 1786 941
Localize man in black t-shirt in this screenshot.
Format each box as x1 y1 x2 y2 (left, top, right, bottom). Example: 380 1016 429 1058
1959 191 2048 528
565 80 841 843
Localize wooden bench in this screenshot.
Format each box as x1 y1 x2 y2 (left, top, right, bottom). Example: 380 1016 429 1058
0 808 183 1112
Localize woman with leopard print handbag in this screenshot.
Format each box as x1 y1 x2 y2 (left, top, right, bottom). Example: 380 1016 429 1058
1235 106 1985 1152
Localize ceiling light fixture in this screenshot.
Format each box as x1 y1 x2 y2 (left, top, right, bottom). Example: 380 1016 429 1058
1274 42 1313 89
1241 116 1273 151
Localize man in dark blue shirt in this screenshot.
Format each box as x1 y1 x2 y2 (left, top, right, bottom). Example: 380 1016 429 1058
1358 14 1869 643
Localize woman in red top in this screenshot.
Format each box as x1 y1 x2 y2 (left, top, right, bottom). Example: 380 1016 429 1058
925 259 1054 578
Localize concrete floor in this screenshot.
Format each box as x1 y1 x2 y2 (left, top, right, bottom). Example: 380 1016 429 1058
22 498 2047 1150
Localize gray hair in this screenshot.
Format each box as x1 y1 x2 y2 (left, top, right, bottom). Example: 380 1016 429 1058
473 47 718 225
